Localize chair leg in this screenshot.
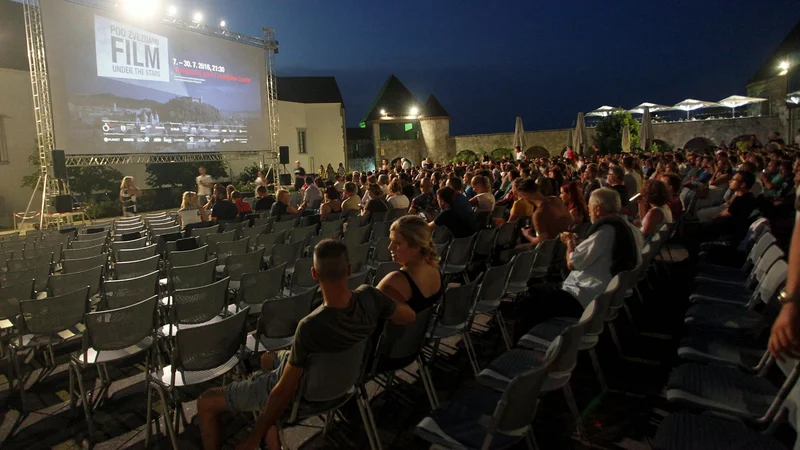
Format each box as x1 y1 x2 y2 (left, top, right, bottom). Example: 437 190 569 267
73 362 95 441
525 429 539 450
154 385 179 449
588 348 608 393
417 356 439 409
12 346 26 412
462 331 480 376
495 311 512 350
562 382 587 442
145 381 154 448
68 362 76 417
355 387 380 450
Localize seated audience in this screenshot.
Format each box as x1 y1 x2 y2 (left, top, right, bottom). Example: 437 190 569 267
270 189 302 219
254 186 276 212
469 175 495 212
660 173 684 220
301 176 323 209
341 182 361 215
387 180 410 210
231 191 252 219
320 185 342 221
207 185 238 223
197 239 415 450
430 186 478 238
177 191 207 229
362 183 389 217
637 179 673 238
501 178 572 261
409 178 438 221
560 181 589 225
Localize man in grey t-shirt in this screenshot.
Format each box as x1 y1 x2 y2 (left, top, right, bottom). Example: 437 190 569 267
197 239 415 450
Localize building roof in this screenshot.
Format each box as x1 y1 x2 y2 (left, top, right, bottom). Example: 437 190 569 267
360 75 421 124
0 0 29 71
749 18 800 84
275 77 344 105
422 94 450 118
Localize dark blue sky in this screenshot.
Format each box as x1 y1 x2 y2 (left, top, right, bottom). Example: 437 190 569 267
169 0 799 135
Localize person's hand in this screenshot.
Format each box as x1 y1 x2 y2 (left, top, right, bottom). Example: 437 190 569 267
521 226 533 239
559 231 573 244
769 302 800 362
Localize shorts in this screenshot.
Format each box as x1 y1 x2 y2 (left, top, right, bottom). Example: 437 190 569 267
225 351 290 412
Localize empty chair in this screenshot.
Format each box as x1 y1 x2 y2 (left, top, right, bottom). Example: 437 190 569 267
0 250 15 272
370 221 391 242
151 225 181 240
219 221 245 238
348 270 370 290
494 221 518 248
103 271 159 310
255 230 287 263
373 262 401 286
8 253 53 272
146 308 249 449
530 238 558 281
1 241 26 253
344 225 372 247
504 250 537 297
469 260 514 348
472 227 498 267
161 278 231 338
167 245 208 269
289 258 318 295
371 237 393 265
272 217 300 234
0 279 34 332
114 255 159 280
62 253 108 274
253 216 274 230
64 243 105 259
68 296 158 441
206 230 236 255
233 263 286 315
346 214 370 229
47 265 104 301
189 224 219 245
24 243 62 264
289 224 318 245
320 219 345 238
162 259 218 307
347 243 371 272
8 287 90 410
432 226 453 245
690 244 784 306
215 238 250 267
1 263 52 293
247 287 315 352
111 237 148 261
414 340 555 450
426 277 482 379
117 245 157 262
241 223 269 242
269 241 303 273
223 248 264 291
652 412 789 450
440 234 475 283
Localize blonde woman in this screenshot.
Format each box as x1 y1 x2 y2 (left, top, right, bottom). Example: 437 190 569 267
177 191 207 228
376 215 443 312
120 176 141 217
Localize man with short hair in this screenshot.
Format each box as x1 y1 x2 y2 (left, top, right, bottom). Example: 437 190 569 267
399 173 415 200
622 156 641 201
430 186 478 238
198 240 415 450
293 161 307 191
333 175 345 193
301 176 323 208
378 174 390 195
410 178 437 220
582 163 601 202
401 157 413 171
196 167 214 199
207 184 238 223
341 182 361 213
254 185 276 212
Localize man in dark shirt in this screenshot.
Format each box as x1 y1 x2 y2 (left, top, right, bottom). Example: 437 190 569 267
254 186 275 212
431 186 478 238
197 240 415 449
713 170 758 241
582 163 601 203
209 185 238 222
410 178 437 221
399 173 415 200
293 161 306 191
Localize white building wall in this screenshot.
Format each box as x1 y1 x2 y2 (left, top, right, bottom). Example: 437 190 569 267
303 103 346 170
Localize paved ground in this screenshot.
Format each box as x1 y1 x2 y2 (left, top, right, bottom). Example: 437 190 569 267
0 246 760 449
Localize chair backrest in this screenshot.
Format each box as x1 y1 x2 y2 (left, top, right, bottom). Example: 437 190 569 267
64 243 105 259
608 269 638 312
739 218 770 253
103 270 159 310
117 245 157 262
431 226 453 245
744 232 777 271
238 263 286 306
442 234 475 271
242 224 269 242
583 278 617 337
319 219 345 238
0 279 34 320
346 215 369 229
291 258 317 290
173 307 248 375
748 245 784 287
190 224 219 243
270 241 303 269
169 258 217 291
495 221 518 247
373 262 401 286
752 260 788 308
531 238 558 274
224 248 264 281
115 255 159 280
216 238 250 262
258 287 316 340
24 243 62 263
370 305 434 372
272 217 300 234
8 253 53 272
0 250 16 269
489 338 554 437
476 261 513 304
439 275 482 328
207 230 236 255
344 225 371 247
0 263 51 292
370 221 390 241
169 245 209 268
48 265 103 298
84 296 157 354
507 250 536 286
473 228 498 257
295 339 368 407
18 286 89 335
112 237 148 261
151 225 181 238
372 237 393 263
348 270 370 290
256 230 288 253
549 300 595 377
347 243 371 272
289 224 318 245
62 253 108 274
171 277 230 326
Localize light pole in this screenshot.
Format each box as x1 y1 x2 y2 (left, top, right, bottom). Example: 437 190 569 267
779 60 792 145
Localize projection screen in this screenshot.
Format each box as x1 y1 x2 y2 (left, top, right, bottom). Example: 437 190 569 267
40 0 269 155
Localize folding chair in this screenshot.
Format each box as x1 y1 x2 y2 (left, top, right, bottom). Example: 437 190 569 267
167 245 208 269
189 224 219 245
348 270 370 290
372 262 401 286
160 278 231 339
161 259 218 307
115 255 159 280
102 271 159 310
0 263 52 293
320 219 345 238
289 259 318 295
272 217 300 235
246 287 316 352
62 253 109 274
206 230 236 256
344 225 372 247
256 230 287 263
469 260 514 350
0 279 34 335
233 264 286 316
440 234 476 283
223 248 264 292
8 253 53 272
347 243 371 272
64 243 105 259
47 265 103 304
117 245 158 263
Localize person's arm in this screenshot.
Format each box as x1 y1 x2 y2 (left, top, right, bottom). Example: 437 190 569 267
199 207 208 222
238 363 304 449
520 226 543 245
562 232 579 270
287 205 301 215
769 212 800 361
387 300 416 325
377 272 410 304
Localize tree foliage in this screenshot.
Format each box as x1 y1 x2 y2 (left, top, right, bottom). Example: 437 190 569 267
452 150 478 164
145 162 228 192
592 112 640 155
490 147 514 161
158 97 221 124
68 166 124 198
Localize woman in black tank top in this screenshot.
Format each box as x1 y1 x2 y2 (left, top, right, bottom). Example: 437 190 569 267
376 216 443 312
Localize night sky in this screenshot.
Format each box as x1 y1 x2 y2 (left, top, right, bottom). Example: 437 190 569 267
166 0 798 135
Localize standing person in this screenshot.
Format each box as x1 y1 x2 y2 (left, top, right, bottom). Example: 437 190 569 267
293 161 306 191
177 191 208 229
120 176 141 217
196 167 214 203
326 163 336 181
317 165 326 180
381 159 390 172
515 146 525 161
197 239 415 450
337 162 346 177
255 170 266 188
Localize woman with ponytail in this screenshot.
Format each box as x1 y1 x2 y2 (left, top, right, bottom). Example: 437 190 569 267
376 215 443 312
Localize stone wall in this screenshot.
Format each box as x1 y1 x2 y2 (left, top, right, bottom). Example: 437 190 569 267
452 128 575 158
420 118 452 163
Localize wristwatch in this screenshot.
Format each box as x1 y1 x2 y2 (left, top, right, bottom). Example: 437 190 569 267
778 289 799 305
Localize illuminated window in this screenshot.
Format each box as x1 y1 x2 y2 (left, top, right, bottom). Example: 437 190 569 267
404 123 413 132
297 129 307 154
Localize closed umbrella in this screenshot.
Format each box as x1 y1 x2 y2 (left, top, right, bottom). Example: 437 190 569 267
573 112 587 155
672 98 719 119
621 124 631 153
717 95 767 117
640 106 654 152
512 116 527 152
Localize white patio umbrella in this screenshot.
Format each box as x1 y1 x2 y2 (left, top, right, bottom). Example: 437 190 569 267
717 95 767 117
512 116 527 151
621 124 631 153
672 98 719 119
628 102 672 114
573 112 587 155
640 106 654 152
788 91 800 105
586 105 624 117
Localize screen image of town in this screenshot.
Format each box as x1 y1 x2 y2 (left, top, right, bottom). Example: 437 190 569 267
40 0 269 155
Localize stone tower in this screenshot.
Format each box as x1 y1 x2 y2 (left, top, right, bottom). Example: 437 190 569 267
419 95 452 164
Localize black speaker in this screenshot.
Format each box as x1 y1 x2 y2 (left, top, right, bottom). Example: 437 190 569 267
51 150 67 179
279 146 289 165
279 173 292 186
53 195 73 213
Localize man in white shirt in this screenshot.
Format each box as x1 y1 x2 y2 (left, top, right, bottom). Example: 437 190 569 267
401 157 412 171
254 170 266 188
196 167 214 199
333 175 345 193
468 175 495 212
514 146 525 161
